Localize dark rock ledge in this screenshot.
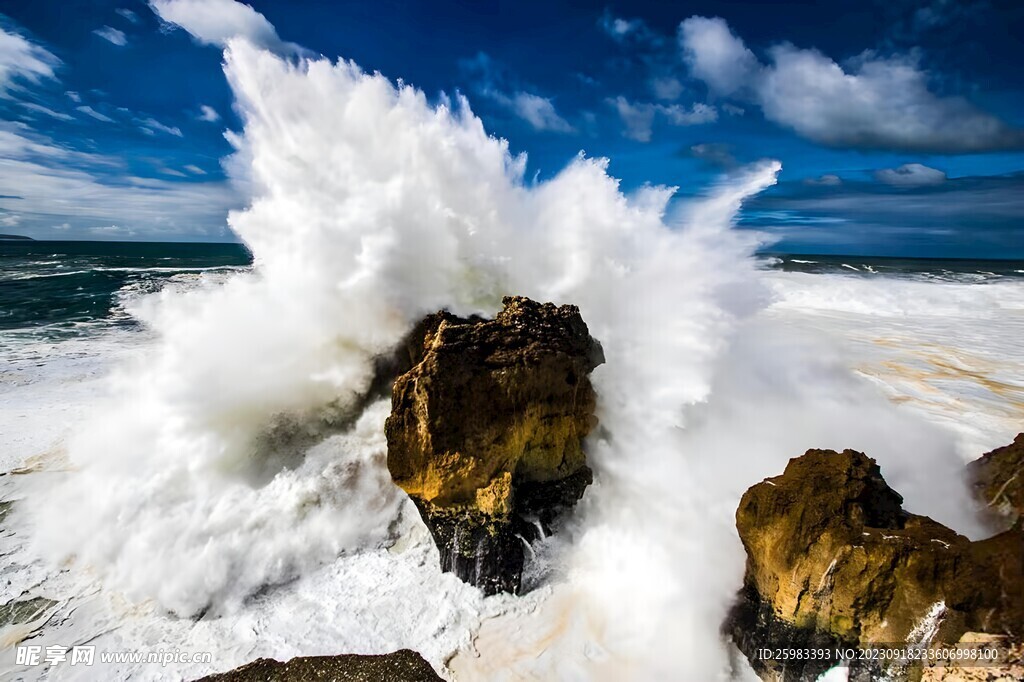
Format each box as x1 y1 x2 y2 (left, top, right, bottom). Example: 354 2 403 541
968 432 1024 531
193 650 443 682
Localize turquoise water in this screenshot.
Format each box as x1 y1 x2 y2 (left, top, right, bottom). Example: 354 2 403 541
0 241 251 333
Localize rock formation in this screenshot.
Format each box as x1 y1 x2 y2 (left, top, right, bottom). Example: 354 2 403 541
968 433 1023 531
727 448 1023 681
194 650 443 681
385 296 603 595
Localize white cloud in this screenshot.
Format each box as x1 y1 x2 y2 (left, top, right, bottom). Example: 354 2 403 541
608 17 640 37
148 0 296 53
509 92 574 133
116 8 141 24
610 96 657 142
678 16 759 97
0 213 21 227
660 102 717 126
0 124 240 239
0 25 60 95
198 104 221 122
610 96 717 142
19 101 75 121
599 12 663 49
77 105 115 123
66 90 81 102
94 26 128 46
874 163 947 186
460 53 574 134
650 76 684 101
139 117 184 137
600 14 645 41
184 164 207 175
678 16 1024 153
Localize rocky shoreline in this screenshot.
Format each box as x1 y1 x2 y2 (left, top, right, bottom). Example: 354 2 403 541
198 296 1021 681
726 441 1023 681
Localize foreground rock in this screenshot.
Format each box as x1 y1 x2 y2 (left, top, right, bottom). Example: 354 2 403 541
727 448 1023 681
968 433 1024 530
194 650 443 682
386 296 603 595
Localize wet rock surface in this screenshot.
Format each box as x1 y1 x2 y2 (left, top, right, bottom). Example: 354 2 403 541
969 433 1024 531
727 448 1024 681
385 296 603 594
193 650 443 681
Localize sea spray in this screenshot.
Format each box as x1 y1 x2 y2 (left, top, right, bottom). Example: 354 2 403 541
19 33 985 680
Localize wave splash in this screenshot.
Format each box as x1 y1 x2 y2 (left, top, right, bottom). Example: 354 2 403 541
23 37 981 678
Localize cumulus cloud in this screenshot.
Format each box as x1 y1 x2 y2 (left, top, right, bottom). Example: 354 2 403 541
149 0 298 53
874 163 946 186
678 16 1024 153
0 25 59 95
197 104 220 122
610 96 717 142
93 26 128 46
678 16 759 97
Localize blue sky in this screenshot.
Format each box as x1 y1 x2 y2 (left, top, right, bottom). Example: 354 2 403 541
0 0 1022 257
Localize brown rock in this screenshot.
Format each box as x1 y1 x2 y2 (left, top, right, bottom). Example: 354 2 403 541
193 650 443 682
921 634 1024 681
727 448 1023 681
385 296 603 595
968 433 1024 531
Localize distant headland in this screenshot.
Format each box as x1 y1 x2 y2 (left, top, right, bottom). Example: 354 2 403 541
0 234 34 240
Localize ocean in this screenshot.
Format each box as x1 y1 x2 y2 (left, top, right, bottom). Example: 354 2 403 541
0 241 251 334
2 234 1024 680
4 240 1020 335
